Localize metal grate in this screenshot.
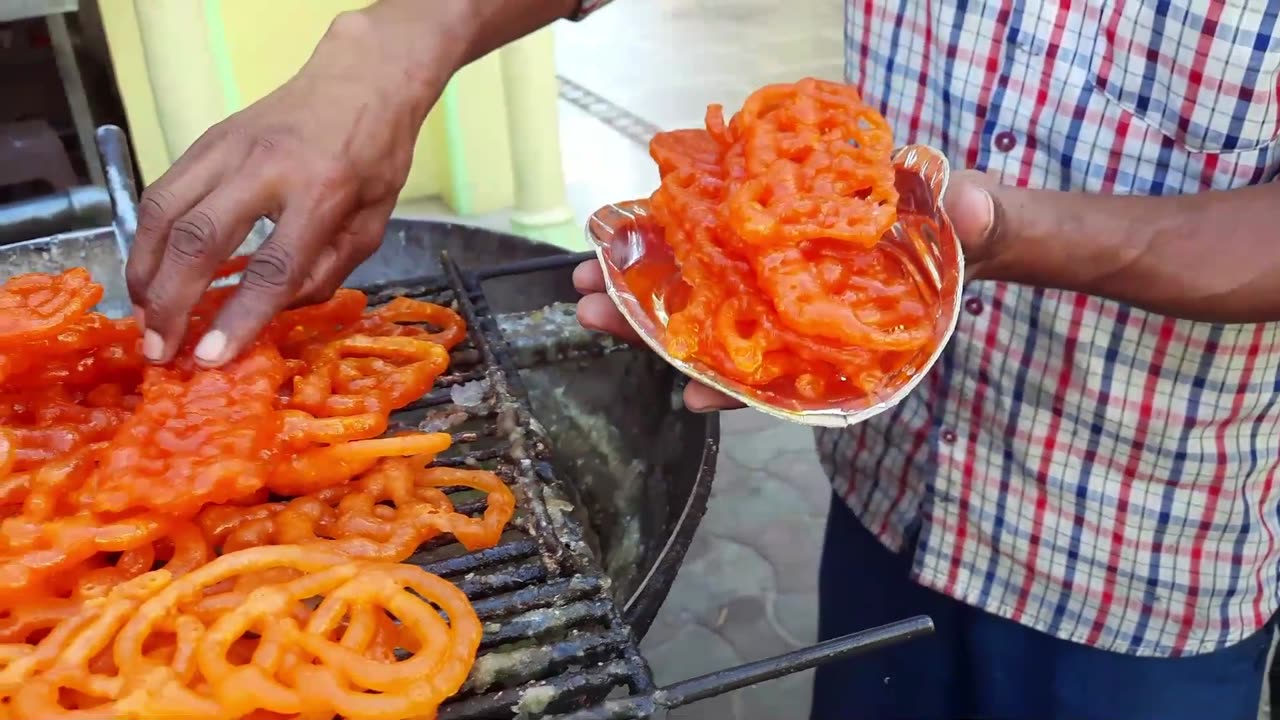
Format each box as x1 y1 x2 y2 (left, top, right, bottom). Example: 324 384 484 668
358 250 935 719
358 251 655 719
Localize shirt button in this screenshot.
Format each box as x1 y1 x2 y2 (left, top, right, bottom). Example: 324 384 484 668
941 428 958 444
964 297 984 316
993 131 1017 152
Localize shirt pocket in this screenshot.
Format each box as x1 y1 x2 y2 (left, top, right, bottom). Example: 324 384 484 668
1089 1 1280 154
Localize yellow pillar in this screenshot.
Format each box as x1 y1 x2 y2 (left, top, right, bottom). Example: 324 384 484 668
132 1 228 163
99 0 557 221
499 29 581 249
98 0 179 182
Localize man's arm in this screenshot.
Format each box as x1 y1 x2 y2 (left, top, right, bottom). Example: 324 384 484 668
129 0 605 367
361 0 583 79
960 179 1280 323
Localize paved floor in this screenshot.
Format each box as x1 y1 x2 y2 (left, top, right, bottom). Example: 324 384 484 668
637 410 830 719
552 2 843 718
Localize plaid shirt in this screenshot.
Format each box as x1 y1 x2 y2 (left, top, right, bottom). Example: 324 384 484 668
574 0 1280 656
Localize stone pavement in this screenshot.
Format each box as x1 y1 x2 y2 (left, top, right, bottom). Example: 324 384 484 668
639 410 830 719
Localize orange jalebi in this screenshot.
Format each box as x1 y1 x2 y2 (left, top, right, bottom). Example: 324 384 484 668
0 518 212 646
0 267 515 719
0 267 101 344
0 314 143 390
0 548 481 720
86 344 289 516
201 458 515 559
635 77 941 405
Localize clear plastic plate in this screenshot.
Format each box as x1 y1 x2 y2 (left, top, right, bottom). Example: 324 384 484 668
584 144 964 428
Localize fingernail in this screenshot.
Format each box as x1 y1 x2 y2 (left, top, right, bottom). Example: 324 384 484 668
194 330 228 365
142 330 164 361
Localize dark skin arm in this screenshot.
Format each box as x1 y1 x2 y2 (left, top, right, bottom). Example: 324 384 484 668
967 178 1280 323
577 170 1280 411
129 0 578 367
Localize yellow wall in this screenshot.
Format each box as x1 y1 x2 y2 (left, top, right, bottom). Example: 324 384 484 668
96 0 517 214
96 0 168 184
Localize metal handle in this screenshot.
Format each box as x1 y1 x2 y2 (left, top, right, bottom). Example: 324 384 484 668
475 250 598 280
94 124 139 258
0 186 111 247
547 615 934 719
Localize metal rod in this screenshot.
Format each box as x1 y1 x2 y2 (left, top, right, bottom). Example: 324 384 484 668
46 10 104 187
94 125 140 259
475 251 597 280
444 254 570 577
546 616 934 719
467 575 605 620
441 660 639 720
0 186 110 246
545 695 656 720
658 616 934 708
0 0 78 23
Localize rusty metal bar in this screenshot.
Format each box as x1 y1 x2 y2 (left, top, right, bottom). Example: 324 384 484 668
368 255 654 718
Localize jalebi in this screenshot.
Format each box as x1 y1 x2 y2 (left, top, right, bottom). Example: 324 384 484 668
0 547 481 720
0 266 515 719
0 268 101 344
636 77 943 404
200 458 515 559
86 344 289 516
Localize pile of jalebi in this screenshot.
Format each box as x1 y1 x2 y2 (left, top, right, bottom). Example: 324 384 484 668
635 77 941 404
0 267 515 719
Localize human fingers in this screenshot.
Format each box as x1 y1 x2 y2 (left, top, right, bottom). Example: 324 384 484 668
943 169 1002 282
136 172 278 362
572 259 605 295
575 292 642 344
289 201 392 308
682 381 744 412
126 136 232 324
192 191 351 366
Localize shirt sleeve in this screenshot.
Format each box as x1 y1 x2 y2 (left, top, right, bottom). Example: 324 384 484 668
571 0 614 20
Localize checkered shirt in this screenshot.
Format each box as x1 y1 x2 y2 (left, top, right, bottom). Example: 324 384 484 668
575 0 1280 656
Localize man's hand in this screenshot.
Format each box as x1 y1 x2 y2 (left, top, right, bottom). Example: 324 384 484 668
941 169 1001 280
572 260 744 412
942 168 1280 323
128 11 452 367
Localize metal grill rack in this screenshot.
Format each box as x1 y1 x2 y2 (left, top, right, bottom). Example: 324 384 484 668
371 251 934 719
363 253 657 719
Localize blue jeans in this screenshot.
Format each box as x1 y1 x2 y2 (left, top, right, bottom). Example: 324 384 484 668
810 495 1274 720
